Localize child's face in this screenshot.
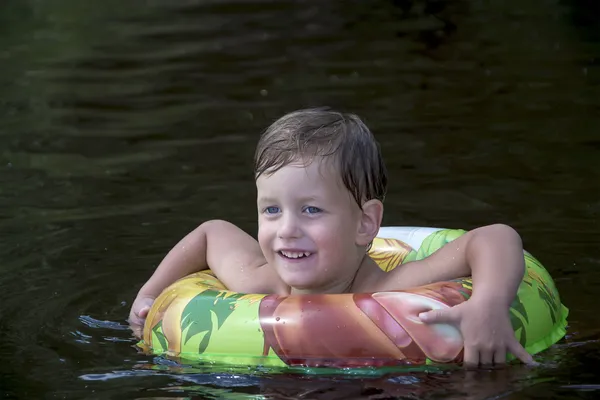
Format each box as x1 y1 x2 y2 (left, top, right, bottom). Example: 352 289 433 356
256 158 365 293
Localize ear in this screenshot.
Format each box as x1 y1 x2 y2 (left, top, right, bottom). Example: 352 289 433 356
356 199 384 247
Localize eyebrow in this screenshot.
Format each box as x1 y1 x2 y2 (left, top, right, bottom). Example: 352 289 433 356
257 196 321 204
298 196 320 203
257 197 277 205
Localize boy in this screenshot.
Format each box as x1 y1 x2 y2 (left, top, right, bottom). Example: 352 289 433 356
130 108 534 367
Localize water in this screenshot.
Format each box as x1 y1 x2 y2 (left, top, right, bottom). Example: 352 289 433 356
0 0 598 398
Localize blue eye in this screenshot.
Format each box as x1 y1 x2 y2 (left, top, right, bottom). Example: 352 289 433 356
264 206 280 214
304 206 322 214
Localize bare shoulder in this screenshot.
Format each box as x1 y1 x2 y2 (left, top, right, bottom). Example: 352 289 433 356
203 219 266 269
203 219 286 294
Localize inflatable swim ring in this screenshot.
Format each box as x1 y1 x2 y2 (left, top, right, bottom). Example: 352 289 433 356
140 227 569 370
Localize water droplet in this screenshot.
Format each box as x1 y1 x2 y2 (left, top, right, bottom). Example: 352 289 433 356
260 89 268 96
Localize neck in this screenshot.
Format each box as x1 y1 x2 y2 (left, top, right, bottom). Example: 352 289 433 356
289 254 372 295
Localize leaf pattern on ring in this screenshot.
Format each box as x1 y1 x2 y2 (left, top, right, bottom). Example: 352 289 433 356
368 237 414 272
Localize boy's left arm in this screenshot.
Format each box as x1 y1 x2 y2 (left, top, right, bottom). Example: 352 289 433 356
376 224 534 367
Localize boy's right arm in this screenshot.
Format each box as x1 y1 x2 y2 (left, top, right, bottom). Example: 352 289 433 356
129 220 285 337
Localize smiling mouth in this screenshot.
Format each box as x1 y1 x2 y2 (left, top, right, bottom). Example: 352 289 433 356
279 250 312 259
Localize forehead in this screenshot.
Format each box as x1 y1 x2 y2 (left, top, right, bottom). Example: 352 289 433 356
256 157 346 195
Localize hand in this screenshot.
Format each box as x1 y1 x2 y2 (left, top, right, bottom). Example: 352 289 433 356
419 298 535 368
128 295 155 339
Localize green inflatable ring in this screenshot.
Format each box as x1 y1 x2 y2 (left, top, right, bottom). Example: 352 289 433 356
140 227 568 371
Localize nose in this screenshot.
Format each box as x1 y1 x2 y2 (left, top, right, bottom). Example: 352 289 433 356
277 212 302 239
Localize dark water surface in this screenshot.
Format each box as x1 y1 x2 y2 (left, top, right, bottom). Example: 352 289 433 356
1 0 599 398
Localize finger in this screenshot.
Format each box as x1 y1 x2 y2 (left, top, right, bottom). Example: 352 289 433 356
138 306 150 319
479 348 494 369
128 318 141 337
509 341 534 365
419 308 458 324
132 326 142 339
128 313 142 326
463 345 479 369
493 348 506 366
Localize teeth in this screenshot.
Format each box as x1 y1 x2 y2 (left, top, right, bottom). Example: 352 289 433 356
280 251 312 259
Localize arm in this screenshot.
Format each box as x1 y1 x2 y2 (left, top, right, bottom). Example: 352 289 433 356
137 219 282 298
375 224 525 300
373 224 533 366
129 220 287 337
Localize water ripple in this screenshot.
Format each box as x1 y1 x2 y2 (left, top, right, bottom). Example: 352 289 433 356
0 0 599 399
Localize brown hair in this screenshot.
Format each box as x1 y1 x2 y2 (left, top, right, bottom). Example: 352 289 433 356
254 108 388 207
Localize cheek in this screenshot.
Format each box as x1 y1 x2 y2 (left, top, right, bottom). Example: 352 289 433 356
316 218 360 260
312 224 352 254
257 220 273 253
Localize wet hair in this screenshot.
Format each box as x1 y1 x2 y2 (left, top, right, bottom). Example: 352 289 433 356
254 108 388 208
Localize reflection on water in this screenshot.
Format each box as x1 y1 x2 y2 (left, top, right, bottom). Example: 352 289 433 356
0 0 599 398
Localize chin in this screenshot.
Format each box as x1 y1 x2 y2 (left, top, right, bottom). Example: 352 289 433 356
282 277 313 289
280 275 320 292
